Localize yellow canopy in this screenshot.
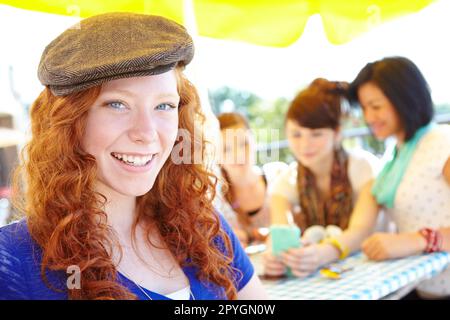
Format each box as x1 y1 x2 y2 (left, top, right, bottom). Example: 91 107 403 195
0 0 435 46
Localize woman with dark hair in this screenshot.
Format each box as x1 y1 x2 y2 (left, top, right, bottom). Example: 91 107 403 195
342 56 450 299
0 13 267 300
263 78 381 278
217 112 287 247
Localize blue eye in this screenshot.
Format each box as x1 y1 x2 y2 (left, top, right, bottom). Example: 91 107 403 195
155 103 177 111
106 101 127 110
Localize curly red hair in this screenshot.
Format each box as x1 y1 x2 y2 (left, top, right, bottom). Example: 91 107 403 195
12 69 238 299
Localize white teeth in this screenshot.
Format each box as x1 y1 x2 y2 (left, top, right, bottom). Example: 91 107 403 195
112 153 153 167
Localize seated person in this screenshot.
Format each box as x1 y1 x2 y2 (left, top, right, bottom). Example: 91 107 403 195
217 112 287 247
341 56 449 300
264 78 381 278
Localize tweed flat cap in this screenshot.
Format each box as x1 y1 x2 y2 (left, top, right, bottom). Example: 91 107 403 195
38 12 194 96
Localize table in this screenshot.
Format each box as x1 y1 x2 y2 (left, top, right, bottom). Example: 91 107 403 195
251 251 450 300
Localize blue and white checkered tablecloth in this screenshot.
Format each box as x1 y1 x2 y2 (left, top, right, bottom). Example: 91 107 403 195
260 251 450 300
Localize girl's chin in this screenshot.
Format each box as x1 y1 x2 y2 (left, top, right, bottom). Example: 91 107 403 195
110 182 155 197
298 154 316 163
299 159 316 167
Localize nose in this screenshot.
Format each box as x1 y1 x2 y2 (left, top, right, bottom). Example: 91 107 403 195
128 109 158 144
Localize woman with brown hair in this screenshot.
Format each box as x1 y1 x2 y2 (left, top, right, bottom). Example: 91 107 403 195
263 78 380 278
0 13 267 300
217 112 286 247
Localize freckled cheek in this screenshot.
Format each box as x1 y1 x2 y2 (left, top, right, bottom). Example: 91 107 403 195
159 120 179 151
81 118 121 157
81 121 101 155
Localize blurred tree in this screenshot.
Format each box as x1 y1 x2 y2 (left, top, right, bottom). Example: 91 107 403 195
208 86 259 116
209 87 292 165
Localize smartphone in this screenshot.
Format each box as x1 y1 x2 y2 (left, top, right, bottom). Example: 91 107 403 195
270 225 301 277
270 225 301 254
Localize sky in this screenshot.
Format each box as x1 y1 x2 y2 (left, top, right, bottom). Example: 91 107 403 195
0 0 449 116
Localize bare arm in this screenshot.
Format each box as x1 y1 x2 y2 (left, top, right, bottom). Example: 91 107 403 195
438 228 450 252
269 194 292 225
360 158 450 260
443 156 450 185
380 156 450 254
415 156 450 252
237 273 270 300
318 180 380 265
429 157 450 252
278 180 380 276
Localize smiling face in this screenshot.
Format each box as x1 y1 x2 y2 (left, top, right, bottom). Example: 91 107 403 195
286 119 337 168
81 71 180 197
357 82 404 141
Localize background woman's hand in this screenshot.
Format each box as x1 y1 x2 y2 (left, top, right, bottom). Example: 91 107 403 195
280 242 323 278
262 251 287 277
362 232 426 260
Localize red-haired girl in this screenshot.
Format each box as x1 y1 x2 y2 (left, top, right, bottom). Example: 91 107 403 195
0 13 267 300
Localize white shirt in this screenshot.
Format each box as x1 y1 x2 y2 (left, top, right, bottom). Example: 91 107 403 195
270 148 380 206
269 148 392 232
386 124 450 297
165 286 191 300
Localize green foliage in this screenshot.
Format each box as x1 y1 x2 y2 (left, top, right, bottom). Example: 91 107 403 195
209 86 292 165
208 86 259 116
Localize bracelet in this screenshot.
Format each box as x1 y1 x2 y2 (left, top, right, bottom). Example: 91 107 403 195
321 237 349 260
418 228 443 253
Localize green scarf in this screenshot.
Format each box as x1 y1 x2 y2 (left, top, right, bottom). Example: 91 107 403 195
372 122 435 208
